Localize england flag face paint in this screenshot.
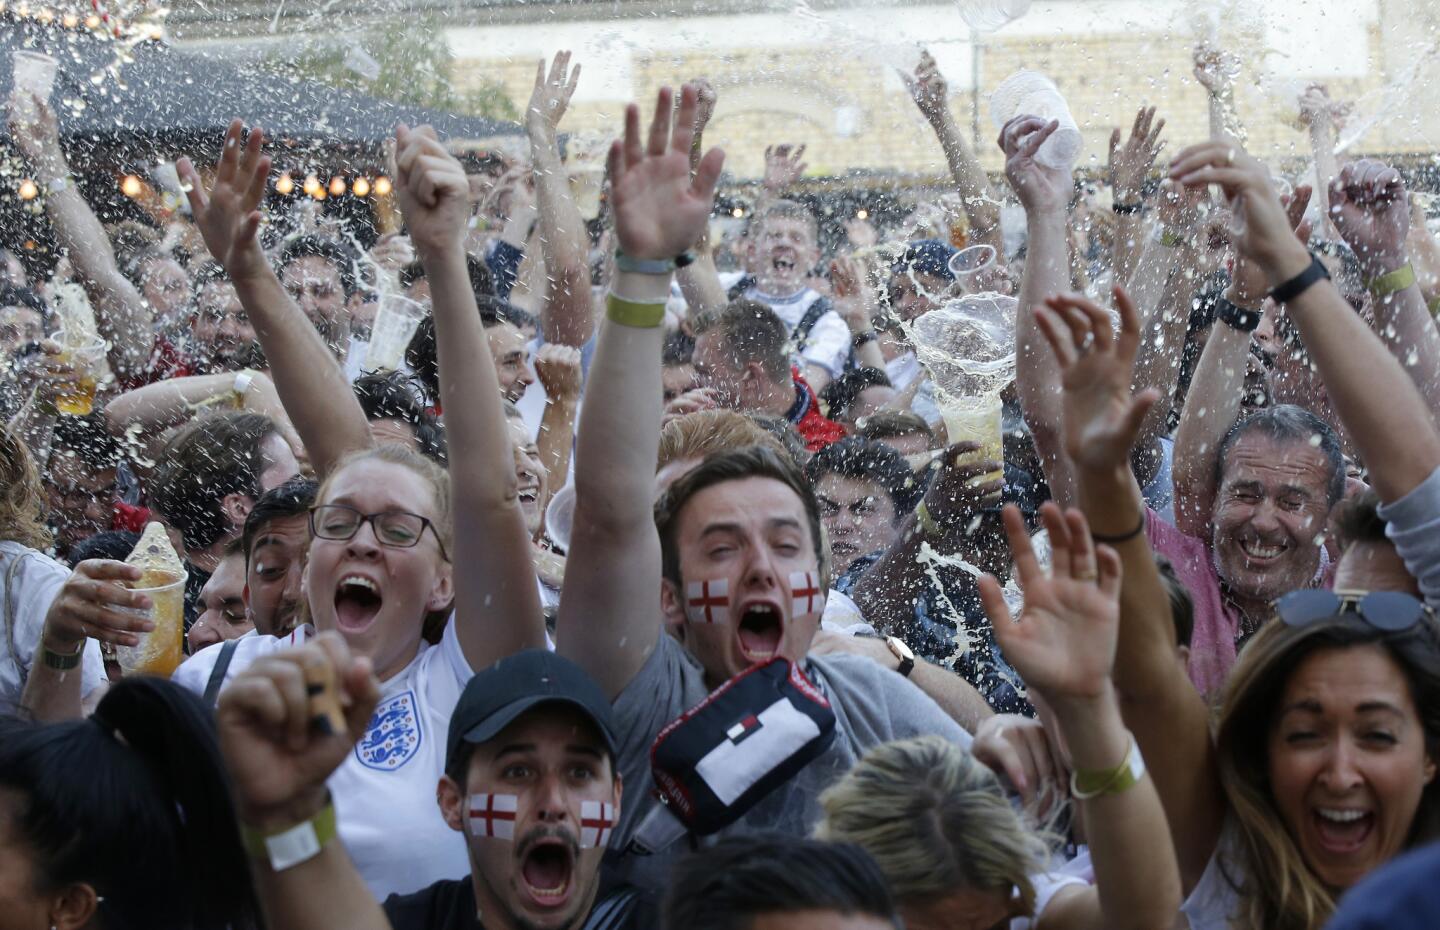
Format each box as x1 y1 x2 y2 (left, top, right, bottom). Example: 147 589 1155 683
685 577 730 625
788 571 823 620
467 793 519 840
578 800 616 849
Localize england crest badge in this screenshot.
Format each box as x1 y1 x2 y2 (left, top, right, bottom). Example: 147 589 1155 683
356 689 422 771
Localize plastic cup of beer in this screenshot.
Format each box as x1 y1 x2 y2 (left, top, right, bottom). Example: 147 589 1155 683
989 70 1083 170
940 392 1005 487
12 51 58 103
53 332 107 416
114 571 187 678
363 294 427 372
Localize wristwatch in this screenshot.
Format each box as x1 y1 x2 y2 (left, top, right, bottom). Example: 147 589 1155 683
884 636 915 678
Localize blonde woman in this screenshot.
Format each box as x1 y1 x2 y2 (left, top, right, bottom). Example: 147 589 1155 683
819 504 1181 930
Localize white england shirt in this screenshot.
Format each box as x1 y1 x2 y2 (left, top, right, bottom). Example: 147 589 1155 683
172 621 473 899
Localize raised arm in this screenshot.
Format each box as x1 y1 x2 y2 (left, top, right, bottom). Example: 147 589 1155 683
395 124 547 664
1298 85 1346 242
527 53 595 348
179 122 374 480
558 86 725 698
103 370 299 452
8 96 153 382
1106 106 1166 287
534 343 583 487
218 634 389 930
1328 159 1440 412
1031 285 1223 891
1005 117 1079 506
674 77 731 321
905 50 1001 253
982 503 1181 930
1172 143 1440 503
1193 44 1243 143
1171 179 1311 538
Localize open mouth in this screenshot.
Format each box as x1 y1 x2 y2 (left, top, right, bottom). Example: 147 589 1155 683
518 484 540 507
737 603 784 663
519 839 574 909
1238 538 1289 565
1312 807 1375 855
334 574 383 632
771 255 796 274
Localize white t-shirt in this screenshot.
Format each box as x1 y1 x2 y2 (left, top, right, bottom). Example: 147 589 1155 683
172 621 474 899
0 542 105 715
1013 847 1093 930
1181 818 1242 930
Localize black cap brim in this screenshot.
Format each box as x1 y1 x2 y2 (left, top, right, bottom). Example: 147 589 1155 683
451 694 619 763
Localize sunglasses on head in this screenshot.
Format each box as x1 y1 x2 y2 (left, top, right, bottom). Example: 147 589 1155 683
1274 589 1433 632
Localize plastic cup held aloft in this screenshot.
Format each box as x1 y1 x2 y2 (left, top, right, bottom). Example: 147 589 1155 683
990 70 1083 170
949 244 997 280
363 294 427 373
114 571 187 678
53 331 107 416
940 392 1005 486
958 0 1032 33
12 51 58 103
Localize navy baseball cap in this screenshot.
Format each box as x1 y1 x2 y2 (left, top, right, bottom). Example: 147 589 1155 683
891 239 958 282
445 650 619 771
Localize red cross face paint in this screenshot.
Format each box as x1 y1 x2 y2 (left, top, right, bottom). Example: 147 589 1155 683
467 793 519 840
789 571 823 620
579 800 616 848
685 578 730 625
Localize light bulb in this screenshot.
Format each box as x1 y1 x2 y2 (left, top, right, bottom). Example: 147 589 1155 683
120 175 142 197
374 176 392 196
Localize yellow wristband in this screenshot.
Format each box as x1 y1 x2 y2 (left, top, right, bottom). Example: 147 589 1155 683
606 293 667 329
1429 296 1440 319
914 500 941 538
1366 263 1416 299
1070 736 1146 799
240 802 338 871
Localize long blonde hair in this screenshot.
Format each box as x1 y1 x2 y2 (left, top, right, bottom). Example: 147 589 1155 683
1215 614 1440 929
816 736 1051 916
0 429 51 551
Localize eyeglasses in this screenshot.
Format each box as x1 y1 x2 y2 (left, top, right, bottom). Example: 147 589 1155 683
1274 589 1433 632
309 504 450 562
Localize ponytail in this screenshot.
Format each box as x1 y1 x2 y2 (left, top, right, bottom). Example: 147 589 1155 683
0 677 260 929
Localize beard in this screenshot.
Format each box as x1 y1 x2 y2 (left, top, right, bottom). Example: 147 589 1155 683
211 340 268 372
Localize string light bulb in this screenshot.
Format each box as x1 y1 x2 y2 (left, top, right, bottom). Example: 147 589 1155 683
275 173 294 195
373 176 392 196
120 175 142 198
302 174 321 197
856 208 869 220
17 179 37 201
352 177 370 197
328 176 346 196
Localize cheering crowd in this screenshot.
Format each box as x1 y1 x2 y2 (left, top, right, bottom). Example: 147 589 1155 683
2 38 1440 930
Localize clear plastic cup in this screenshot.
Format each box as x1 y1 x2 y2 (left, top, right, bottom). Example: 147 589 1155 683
12 51 58 103
114 571 187 678
363 294 427 372
939 392 1005 485
53 332 107 416
949 244 997 280
958 0 1032 32
990 70 1083 170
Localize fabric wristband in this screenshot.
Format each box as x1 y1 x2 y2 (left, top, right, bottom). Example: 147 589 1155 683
41 639 84 670
1366 263 1416 299
614 250 698 276
1270 253 1331 305
852 330 878 348
1091 511 1146 544
1155 228 1185 248
241 802 338 872
1070 736 1146 800
1215 296 1262 333
605 293 667 329
1111 201 1143 215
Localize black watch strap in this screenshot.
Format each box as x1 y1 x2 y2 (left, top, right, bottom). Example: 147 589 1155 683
1270 253 1331 305
1215 296 1263 333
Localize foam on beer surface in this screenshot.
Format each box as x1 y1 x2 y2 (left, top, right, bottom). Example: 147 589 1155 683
126 522 184 587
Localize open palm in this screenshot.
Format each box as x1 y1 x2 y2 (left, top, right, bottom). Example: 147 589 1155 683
609 85 724 261
980 504 1122 702
178 119 270 282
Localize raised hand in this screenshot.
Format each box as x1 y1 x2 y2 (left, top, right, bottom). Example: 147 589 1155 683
1108 106 1165 206
534 342 583 403
1297 84 1351 130
692 77 719 136
762 143 807 195
218 633 380 830
971 713 1070 810
1169 141 1312 286
394 124 472 255
7 92 64 172
42 560 153 651
921 441 1004 525
828 256 876 332
1154 178 1207 244
178 120 272 282
902 50 949 125
1329 159 1410 277
1192 43 1238 95
1035 287 1160 473
608 84 725 262
999 116 1070 217
980 503 1122 703
526 51 580 139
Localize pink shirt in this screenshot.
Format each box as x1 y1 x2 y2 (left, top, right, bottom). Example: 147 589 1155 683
1146 510 1238 698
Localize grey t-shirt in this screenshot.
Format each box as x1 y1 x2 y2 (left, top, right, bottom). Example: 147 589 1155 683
1379 465 1440 605
609 634 973 891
